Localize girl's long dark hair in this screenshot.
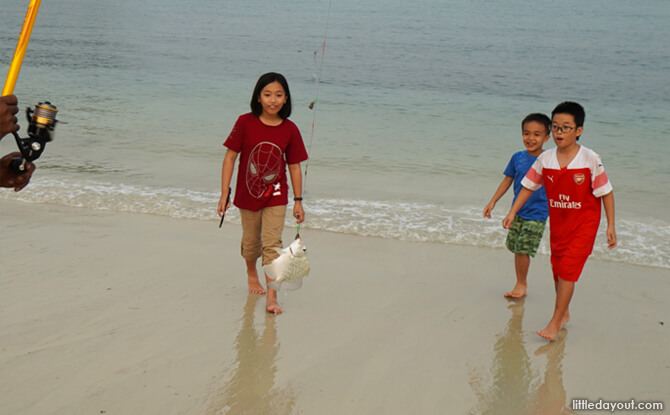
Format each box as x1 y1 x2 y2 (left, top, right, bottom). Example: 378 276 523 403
250 72 292 119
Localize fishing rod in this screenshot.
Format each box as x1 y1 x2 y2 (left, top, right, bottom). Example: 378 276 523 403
303 0 331 185
298 0 331 236
3 0 59 174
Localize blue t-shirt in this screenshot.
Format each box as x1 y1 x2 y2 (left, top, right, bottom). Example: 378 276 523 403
503 150 548 221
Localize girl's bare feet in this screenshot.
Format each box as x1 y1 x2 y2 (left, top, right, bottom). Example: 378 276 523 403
248 277 266 294
266 289 282 314
245 260 266 294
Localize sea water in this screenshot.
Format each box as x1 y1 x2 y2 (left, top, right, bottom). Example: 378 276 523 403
1 0 669 269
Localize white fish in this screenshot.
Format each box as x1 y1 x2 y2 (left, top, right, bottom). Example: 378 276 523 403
264 234 310 291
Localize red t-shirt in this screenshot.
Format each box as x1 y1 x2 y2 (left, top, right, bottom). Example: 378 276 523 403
224 113 308 211
522 146 612 257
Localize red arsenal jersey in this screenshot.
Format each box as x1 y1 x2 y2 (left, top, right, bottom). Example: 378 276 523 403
522 146 612 257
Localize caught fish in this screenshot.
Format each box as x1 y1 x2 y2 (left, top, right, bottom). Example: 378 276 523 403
264 234 310 291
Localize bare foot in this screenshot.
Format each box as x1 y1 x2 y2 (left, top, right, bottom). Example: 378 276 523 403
247 270 266 294
248 279 266 294
537 325 560 341
537 317 567 341
535 329 568 356
266 290 283 314
504 282 527 298
267 300 282 314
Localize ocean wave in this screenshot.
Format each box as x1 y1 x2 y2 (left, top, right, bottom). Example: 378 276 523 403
3 178 669 270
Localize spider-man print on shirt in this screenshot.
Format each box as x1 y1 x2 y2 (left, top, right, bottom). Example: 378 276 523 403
247 142 283 199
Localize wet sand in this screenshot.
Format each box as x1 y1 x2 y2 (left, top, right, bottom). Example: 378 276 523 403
1 200 668 414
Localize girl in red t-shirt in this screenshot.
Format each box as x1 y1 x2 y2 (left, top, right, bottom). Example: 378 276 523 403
218 73 308 314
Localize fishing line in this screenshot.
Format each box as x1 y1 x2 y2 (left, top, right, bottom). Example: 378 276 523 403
303 0 331 190
298 0 331 236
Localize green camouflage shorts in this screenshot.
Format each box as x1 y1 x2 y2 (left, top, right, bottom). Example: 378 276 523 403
505 215 546 257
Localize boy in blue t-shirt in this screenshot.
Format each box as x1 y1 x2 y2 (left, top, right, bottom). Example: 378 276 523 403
484 113 551 298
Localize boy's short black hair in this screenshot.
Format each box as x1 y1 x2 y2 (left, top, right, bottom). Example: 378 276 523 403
250 72 292 119
552 101 585 140
522 113 551 134
552 101 585 127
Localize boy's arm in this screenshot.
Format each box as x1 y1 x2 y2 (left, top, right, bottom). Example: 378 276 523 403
288 163 304 224
483 176 514 218
502 187 534 228
602 191 617 248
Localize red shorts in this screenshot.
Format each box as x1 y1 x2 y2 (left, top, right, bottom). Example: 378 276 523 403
551 255 589 282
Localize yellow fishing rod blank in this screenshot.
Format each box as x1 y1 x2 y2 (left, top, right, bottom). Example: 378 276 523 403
3 0 43 96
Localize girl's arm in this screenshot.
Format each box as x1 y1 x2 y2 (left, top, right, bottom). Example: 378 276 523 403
502 187 534 228
602 191 617 248
288 163 304 224
218 149 238 216
484 176 514 218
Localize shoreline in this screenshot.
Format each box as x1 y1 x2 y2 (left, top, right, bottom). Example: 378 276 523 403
1 199 668 414
3 184 668 271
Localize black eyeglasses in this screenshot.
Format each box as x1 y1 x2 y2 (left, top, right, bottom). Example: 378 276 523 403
551 124 576 133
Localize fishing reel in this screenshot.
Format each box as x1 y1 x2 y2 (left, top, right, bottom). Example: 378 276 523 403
10 101 58 174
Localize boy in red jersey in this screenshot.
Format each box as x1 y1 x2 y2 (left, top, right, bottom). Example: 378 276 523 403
502 102 617 341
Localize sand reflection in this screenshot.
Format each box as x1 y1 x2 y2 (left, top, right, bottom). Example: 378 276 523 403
207 295 296 415
470 299 576 414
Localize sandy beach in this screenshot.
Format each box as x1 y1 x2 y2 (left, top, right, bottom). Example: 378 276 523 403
0 199 668 414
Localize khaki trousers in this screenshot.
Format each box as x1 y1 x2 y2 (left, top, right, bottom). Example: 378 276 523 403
239 205 286 266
